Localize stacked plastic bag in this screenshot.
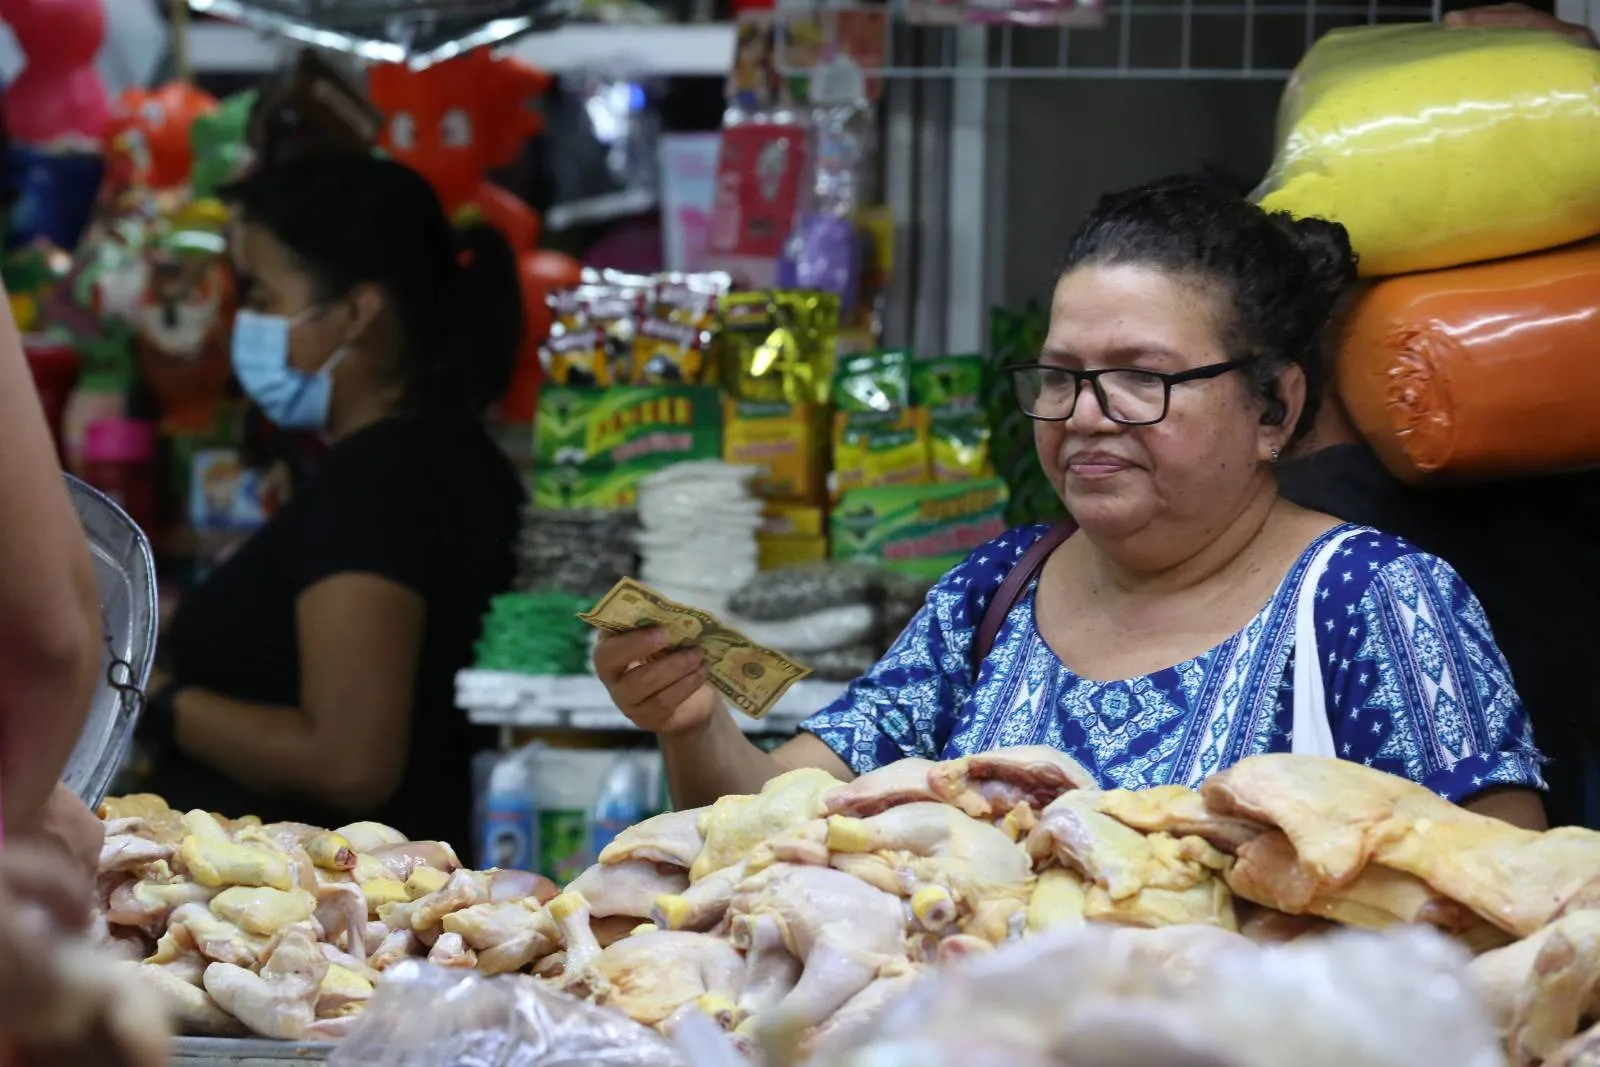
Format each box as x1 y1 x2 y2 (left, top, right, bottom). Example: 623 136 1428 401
726 564 934 681
1256 21 1600 483
634 462 765 618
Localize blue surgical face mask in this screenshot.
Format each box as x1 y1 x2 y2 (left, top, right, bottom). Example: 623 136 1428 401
231 308 349 431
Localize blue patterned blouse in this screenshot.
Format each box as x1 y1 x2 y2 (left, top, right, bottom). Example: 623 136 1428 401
802 524 1546 801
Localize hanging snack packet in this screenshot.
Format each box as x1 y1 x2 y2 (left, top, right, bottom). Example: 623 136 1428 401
587 276 650 385
541 287 608 387
717 290 841 405
831 348 930 501
631 271 731 385
914 354 992 483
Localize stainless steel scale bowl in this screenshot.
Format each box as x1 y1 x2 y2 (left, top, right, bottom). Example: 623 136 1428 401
63 474 158 811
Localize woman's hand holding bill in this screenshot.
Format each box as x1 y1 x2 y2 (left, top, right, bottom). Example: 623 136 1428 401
594 628 719 738
594 628 853 808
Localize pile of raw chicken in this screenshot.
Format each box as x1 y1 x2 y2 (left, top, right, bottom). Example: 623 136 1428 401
95 748 1600 1065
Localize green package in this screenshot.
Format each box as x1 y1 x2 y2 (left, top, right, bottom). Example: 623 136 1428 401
831 479 1010 581
913 353 992 484
534 385 722 509
831 349 930 500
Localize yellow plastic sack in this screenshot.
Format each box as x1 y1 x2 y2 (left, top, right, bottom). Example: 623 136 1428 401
1255 23 1600 277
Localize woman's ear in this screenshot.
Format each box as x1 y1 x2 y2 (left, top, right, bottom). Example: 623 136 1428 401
343 282 385 347
1263 362 1306 453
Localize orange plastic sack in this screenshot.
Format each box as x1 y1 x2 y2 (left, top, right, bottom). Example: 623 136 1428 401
1335 240 1600 484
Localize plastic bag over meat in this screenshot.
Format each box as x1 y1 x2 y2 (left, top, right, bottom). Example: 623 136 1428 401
1254 23 1600 277
809 925 1507 1067
327 960 688 1067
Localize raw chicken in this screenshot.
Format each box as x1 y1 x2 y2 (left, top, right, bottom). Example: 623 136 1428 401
1026 866 1088 933
156 903 269 968
569 859 690 920
100 833 173 873
106 877 218 929
178 811 294 891
334 822 408 853
826 802 1035 942
598 808 707 869
427 932 478 969
1092 786 1266 853
441 900 557 975
928 746 1097 820
692 768 841 881
203 924 328 1039
573 930 745 1029
1027 791 1235 930
654 861 749 932
1469 911 1600 1067
728 863 909 1035
209 887 317 937
805 963 923 1056
823 760 941 818
140 962 245 1036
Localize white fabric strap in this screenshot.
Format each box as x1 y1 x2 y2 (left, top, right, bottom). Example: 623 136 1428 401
1290 528 1362 758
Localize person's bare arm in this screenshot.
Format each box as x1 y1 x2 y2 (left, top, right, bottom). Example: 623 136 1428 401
1463 786 1548 831
171 573 421 812
0 284 102 835
660 698 853 809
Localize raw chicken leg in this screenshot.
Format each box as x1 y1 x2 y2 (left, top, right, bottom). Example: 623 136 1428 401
598 808 706 869
823 760 940 817
569 859 690 919
140 962 246 1036
441 899 558 975
653 861 748 932
929 746 1097 819
578 931 745 1028
1469 911 1600 1067
805 962 922 1056
727 863 909 1036
692 768 839 880
203 924 329 1039
826 802 1035 942
735 912 803 1025
1092 786 1266 853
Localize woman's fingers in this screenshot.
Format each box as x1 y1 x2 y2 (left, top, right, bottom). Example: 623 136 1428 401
637 670 711 732
611 648 703 711
593 628 669 682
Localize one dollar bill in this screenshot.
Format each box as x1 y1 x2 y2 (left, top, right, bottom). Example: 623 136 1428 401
579 577 812 720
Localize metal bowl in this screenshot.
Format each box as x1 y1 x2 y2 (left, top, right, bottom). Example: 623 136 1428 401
62 475 158 810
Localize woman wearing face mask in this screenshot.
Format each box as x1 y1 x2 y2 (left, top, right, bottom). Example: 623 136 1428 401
136 154 526 848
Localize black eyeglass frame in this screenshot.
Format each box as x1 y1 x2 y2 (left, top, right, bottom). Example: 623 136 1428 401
1006 357 1257 427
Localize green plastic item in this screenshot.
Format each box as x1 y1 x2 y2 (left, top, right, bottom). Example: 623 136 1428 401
190 91 257 200
474 591 595 675
833 348 914 415
830 478 1010 581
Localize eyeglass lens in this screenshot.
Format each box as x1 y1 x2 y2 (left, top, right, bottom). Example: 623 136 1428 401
1014 367 1169 424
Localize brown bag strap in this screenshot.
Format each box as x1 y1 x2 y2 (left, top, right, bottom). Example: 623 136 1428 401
972 522 1076 678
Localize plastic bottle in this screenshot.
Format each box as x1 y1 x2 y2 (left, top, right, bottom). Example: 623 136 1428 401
590 752 651 858
479 743 540 872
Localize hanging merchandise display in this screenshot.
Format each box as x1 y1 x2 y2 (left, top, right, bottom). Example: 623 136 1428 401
368 48 583 423
185 0 568 69
1255 23 1600 277
1 0 110 250
103 82 219 196
187 91 257 199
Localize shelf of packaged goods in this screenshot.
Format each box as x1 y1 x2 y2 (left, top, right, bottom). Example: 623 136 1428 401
187 22 736 76
456 669 840 734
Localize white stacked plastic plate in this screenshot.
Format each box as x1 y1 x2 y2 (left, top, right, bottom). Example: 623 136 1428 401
62 475 157 811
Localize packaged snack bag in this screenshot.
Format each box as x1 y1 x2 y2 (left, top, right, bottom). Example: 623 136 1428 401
631 272 730 385
717 290 840 405
914 353 992 483
831 348 929 501
1256 23 1600 276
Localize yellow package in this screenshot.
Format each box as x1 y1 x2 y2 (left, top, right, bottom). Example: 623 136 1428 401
761 503 825 538
831 407 930 501
716 291 841 406
541 288 610 387
631 272 730 385
722 399 827 504
758 534 829 571
1254 23 1600 277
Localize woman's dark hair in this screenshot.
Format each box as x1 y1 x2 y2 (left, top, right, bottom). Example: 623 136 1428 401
222 154 524 419
1060 174 1357 444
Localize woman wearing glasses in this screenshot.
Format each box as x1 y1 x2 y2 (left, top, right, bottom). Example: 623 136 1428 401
595 175 1547 829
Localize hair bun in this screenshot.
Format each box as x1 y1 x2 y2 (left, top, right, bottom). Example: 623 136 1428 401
1275 214 1359 316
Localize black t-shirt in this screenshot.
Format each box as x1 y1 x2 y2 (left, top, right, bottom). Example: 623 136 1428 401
1279 443 1600 826
150 416 525 847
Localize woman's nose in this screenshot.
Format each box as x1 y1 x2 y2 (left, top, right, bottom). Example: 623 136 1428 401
1067 379 1121 433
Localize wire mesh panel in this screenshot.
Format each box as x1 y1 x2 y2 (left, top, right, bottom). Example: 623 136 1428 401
783 0 1439 80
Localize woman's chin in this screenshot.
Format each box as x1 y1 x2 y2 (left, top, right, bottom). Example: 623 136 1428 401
1063 497 1150 541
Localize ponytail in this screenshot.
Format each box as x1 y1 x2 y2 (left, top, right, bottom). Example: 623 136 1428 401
406 223 524 417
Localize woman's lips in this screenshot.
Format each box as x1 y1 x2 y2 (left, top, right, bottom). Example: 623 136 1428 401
1064 451 1133 478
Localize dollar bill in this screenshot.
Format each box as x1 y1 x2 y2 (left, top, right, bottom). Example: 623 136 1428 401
579 577 812 720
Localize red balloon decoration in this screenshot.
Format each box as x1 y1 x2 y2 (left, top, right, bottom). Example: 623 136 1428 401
0 0 109 145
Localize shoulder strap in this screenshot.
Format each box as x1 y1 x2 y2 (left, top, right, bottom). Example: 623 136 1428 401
972 522 1077 678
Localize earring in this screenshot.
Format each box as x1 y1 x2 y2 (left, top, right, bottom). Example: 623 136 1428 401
1269 447 1281 463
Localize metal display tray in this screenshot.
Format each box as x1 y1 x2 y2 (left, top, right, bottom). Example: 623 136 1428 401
171 1037 334 1065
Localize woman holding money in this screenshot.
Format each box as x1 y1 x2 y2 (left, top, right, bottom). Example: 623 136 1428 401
595 175 1547 830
